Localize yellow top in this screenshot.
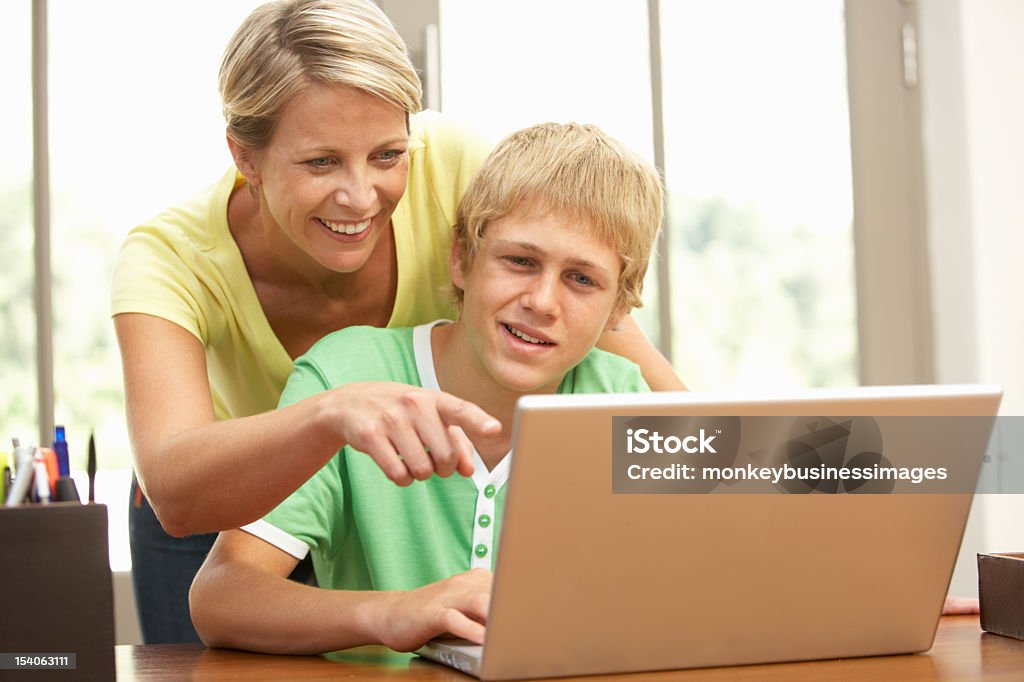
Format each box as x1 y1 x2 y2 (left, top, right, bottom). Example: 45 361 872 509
111 111 491 420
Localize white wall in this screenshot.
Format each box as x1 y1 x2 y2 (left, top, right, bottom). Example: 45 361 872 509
961 2 1024 410
114 571 143 645
920 0 1024 597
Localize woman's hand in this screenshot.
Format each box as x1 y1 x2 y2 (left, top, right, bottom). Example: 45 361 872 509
373 569 493 651
318 382 502 486
941 596 980 615
596 314 686 391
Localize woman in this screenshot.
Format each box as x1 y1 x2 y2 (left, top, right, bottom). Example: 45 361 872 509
112 0 683 643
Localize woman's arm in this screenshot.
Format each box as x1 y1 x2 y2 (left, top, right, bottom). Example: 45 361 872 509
116 313 500 536
190 530 491 654
596 314 686 391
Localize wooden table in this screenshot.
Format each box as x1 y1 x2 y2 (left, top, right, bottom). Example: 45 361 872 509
115 616 1024 681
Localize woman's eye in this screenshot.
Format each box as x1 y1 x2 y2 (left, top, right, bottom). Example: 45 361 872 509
376 149 406 163
306 157 333 169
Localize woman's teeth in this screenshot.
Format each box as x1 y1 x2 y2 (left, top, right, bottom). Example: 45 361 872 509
320 217 371 235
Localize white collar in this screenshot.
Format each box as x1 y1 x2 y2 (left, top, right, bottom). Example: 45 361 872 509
412 320 513 483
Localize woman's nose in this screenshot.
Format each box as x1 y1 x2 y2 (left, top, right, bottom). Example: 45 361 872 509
333 168 375 213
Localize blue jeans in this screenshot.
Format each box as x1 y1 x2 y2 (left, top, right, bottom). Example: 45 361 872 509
128 476 315 643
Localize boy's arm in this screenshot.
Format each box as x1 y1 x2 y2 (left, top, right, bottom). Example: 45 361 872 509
190 529 492 654
597 314 686 391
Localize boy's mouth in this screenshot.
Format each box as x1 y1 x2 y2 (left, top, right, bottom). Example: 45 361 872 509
502 323 554 346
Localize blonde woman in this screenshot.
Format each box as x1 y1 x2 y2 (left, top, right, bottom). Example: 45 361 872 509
112 0 682 643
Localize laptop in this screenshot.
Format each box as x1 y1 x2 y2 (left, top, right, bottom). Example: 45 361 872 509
417 384 1002 680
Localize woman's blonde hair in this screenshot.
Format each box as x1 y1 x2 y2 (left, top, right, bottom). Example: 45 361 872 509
219 0 422 150
453 122 663 312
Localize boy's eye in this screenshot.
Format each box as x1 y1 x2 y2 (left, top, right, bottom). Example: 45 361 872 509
506 255 532 267
571 273 595 287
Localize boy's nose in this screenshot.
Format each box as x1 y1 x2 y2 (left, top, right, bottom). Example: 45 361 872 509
521 273 560 316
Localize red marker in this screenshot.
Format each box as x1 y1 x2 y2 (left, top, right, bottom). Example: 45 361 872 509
32 449 51 504
39 447 59 499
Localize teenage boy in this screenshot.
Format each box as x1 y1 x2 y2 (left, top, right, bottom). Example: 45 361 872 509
189 122 663 654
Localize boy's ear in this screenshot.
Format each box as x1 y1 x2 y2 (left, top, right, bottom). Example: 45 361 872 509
449 240 468 291
226 134 262 188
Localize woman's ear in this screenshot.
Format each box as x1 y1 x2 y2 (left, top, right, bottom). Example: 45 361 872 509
226 134 261 188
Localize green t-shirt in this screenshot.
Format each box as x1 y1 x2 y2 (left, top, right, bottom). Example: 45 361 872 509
245 321 649 591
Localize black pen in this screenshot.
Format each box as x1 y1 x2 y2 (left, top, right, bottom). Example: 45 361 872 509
87 431 96 503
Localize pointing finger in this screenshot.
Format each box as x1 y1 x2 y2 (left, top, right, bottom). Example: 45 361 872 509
437 394 501 440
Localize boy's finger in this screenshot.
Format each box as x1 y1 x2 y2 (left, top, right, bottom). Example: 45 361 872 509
465 591 491 623
439 609 487 646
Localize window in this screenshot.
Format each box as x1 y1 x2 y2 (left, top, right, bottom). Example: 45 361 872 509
440 0 664 333
440 0 859 389
41 0 265 570
0 1 36 448
659 0 858 389
440 0 652 154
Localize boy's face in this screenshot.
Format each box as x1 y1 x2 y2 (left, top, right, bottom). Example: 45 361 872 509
451 209 626 395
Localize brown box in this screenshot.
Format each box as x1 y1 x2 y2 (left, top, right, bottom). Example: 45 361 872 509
0 503 115 680
978 552 1024 641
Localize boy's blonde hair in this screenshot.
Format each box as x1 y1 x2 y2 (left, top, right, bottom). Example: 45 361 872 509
453 122 663 312
219 0 422 150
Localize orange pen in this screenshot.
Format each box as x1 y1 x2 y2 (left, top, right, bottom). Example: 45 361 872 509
39 447 59 499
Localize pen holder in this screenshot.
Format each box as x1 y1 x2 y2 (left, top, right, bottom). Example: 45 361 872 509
978 552 1024 641
0 503 115 680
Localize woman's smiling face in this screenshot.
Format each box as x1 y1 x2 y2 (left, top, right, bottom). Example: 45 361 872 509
235 82 410 275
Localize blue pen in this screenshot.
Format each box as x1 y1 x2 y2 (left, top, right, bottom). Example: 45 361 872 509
53 424 70 477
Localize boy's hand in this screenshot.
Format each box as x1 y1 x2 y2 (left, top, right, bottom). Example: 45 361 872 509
322 382 501 485
374 568 493 651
